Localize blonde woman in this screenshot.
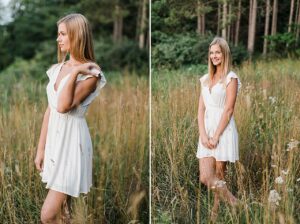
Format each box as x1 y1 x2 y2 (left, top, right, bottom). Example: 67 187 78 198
197 37 241 220
34 13 106 223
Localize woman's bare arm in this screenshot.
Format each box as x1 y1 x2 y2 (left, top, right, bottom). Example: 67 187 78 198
56 63 100 113
198 94 213 149
35 105 50 171
210 78 238 146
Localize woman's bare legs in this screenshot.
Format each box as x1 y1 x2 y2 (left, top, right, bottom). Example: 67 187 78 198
210 161 227 222
199 158 238 221
41 190 68 224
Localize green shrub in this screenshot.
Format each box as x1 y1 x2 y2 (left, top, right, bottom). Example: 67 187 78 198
152 32 248 69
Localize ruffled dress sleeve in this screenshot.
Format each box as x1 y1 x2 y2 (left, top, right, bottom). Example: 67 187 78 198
226 71 241 93
46 64 58 80
199 74 209 87
76 69 107 106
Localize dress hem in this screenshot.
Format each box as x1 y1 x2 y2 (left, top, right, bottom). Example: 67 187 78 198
42 180 92 198
196 155 239 163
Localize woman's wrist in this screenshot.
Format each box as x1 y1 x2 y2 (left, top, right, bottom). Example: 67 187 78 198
211 135 220 142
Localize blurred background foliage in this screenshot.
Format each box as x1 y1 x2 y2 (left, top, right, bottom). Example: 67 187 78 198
0 0 149 79
152 0 300 69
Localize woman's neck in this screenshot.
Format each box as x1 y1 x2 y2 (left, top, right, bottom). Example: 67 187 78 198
214 65 222 78
66 55 83 66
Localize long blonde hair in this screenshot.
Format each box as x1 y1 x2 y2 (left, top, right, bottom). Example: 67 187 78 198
57 13 95 63
208 37 232 82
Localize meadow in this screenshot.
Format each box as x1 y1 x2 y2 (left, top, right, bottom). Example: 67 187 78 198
152 59 300 223
0 70 149 223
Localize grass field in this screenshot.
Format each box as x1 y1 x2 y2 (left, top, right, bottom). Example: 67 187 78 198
152 59 300 223
0 71 149 223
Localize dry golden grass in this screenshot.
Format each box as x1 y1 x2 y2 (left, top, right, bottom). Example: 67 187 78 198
152 59 300 223
0 74 149 223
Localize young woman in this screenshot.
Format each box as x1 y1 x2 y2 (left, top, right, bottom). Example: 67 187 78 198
34 13 106 223
196 37 241 221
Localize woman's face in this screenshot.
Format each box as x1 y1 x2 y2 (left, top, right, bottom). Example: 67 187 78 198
56 23 70 53
209 44 223 66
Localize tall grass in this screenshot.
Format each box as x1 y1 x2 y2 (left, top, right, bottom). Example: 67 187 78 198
0 72 149 223
152 59 300 223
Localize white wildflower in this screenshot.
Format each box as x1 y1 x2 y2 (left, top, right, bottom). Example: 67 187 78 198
271 164 277 168
281 169 289 175
268 189 281 206
287 139 299 151
297 178 300 182
275 176 284 184
269 96 277 104
211 180 226 189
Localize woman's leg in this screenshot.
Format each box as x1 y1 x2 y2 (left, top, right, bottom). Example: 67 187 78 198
41 190 68 224
199 158 237 206
210 161 227 221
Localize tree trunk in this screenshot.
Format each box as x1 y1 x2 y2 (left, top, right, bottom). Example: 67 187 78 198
234 0 242 46
271 0 278 35
288 0 295 33
217 2 221 36
197 1 205 35
248 0 253 44
138 0 147 49
222 0 227 39
263 0 271 55
197 0 201 34
201 14 205 35
247 0 257 57
296 1 300 42
227 2 232 41
113 4 123 43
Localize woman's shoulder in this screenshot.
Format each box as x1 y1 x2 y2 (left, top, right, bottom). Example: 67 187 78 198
199 73 209 86
46 63 60 78
226 71 242 90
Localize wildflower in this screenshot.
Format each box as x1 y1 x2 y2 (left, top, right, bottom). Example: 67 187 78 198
281 170 288 175
268 189 281 206
271 164 277 168
287 139 299 151
297 178 300 182
275 176 284 184
268 96 277 104
211 180 226 189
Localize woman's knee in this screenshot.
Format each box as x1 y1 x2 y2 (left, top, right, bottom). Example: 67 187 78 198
40 207 56 223
200 174 208 186
216 162 226 179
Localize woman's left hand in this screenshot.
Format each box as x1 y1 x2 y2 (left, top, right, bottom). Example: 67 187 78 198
74 62 101 76
209 137 219 148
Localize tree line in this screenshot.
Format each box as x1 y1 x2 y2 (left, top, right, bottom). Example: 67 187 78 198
0 0 149 74
152 0 300 68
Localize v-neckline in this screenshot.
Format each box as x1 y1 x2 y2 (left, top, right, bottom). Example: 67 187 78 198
54 62 69 92
208 80 222 93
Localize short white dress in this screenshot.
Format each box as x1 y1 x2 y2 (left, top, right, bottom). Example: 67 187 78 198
196 71 241 162
40 62 106 197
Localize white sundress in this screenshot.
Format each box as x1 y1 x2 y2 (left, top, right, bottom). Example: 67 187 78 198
40 62 106 197
196 71 241 163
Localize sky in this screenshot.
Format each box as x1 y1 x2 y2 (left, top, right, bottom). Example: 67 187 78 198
0 0 12 25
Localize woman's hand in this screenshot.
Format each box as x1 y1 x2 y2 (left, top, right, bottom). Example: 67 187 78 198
74 62 101 76
34 149 45 172
209 137 219 149
201 134 213 149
